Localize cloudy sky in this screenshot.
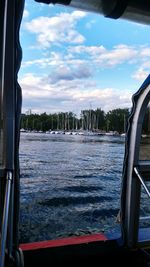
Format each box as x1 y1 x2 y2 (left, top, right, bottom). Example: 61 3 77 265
19 0 150 116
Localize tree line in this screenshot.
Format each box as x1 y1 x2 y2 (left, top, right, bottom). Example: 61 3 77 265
21 108 130 134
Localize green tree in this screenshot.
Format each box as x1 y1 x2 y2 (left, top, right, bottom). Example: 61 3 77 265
105 108 129 133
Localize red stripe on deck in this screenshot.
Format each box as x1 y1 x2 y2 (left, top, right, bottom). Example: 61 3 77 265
20 233 107 251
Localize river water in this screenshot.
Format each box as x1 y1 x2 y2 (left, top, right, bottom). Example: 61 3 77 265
19 132 125 243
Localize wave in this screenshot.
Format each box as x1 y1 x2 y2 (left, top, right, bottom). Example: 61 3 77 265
63 185 103 193
38 195 112 207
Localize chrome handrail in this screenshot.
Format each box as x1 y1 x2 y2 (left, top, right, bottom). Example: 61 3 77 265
134 167 150 198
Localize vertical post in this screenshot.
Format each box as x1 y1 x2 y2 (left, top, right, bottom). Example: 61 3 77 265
0 171 13 267
0 0 16 265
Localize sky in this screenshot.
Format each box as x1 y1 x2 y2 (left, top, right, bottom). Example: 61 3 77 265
19 0 150 117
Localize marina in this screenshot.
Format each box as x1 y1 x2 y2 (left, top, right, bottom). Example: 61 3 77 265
20 129 123 136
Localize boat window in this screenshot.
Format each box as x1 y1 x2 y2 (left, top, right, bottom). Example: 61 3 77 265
139 104 150 160
139 102 150 238
139 181 150 232
139 177 150 243
19 1 124 244
18 0 150 244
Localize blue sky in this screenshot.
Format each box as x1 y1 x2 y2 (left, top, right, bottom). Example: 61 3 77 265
19 0 150 116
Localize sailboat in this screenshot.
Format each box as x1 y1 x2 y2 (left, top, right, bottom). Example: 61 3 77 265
0 0 150 266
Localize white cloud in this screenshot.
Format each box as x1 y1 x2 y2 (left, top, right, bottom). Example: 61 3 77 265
22 44 139 71
22 11 150 78
140 47 150 57
19 73 132 115
70 44 138 66
20 73 42 86
23 9 29 19
132 68 149 81
97 44 138 66
69 45 106 56
142 61 150 69
21 52 89 77
71 88 132 111
85 19 96 29
19 1 150 119
25 11 86 47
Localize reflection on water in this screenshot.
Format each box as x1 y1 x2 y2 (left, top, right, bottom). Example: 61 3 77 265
19 133 125 243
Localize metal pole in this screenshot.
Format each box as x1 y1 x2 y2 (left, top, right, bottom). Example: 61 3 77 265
134 167 150 198
0 171 13 267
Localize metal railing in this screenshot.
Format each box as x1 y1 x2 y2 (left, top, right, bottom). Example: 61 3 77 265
134 167 150 198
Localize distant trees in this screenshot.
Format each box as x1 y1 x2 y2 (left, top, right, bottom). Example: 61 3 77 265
80 108 105 131
21 108 130 133
105 108 130 133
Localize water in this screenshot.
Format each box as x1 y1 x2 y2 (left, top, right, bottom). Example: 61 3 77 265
19 132 125 243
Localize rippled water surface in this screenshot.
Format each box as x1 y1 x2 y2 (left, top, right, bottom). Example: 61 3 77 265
19 133 125 243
